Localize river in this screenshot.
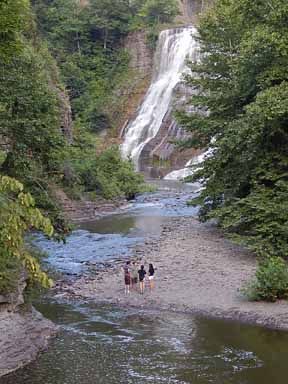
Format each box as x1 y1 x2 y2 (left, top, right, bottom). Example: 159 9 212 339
2 182 288 384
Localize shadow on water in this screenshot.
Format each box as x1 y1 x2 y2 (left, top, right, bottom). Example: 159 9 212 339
3 300 288 384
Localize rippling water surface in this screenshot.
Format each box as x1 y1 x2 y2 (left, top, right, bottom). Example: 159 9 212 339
3 301 288 384
3 181 288 384
34 181 199 275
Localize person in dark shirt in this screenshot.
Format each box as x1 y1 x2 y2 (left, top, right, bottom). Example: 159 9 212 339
131 261 138 290
148 263 155 291
138 265 146 294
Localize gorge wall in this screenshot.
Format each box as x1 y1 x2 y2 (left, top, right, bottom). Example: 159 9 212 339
120 0 205 178
115 31 154 144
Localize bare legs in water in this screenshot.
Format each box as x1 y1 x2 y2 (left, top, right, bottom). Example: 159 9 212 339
139 280 144 294
125 282 130 294
149 277 155 291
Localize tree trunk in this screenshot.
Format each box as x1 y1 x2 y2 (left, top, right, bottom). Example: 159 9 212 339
76 31 81 55
104 28 108 50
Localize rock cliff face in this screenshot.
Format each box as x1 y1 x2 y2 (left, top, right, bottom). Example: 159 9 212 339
124 30 153 77
0 276 56 378
114 31 154 138
139 76 207 178
140 0 204 177
120 0 205 177
140 83 202 178
52 188 127 222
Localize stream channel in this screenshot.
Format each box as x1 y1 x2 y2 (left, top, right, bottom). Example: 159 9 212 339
2 181 288 384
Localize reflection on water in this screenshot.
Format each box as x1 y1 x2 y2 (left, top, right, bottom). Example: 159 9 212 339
6 182 288 384
3 301 288 384
80 214 165 237
79 215 137 234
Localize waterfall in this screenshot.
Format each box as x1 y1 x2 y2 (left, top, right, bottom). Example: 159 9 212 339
164 149 210 181
121 26 199 170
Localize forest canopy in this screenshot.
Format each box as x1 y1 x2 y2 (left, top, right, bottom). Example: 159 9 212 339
181 0 288 259
32 0 179 132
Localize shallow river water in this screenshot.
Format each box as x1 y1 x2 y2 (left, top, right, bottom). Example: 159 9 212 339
2 182 288 384
4 300 288 384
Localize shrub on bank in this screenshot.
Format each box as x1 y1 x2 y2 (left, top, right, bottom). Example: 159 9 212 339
71 146 145 200
244 257 288 302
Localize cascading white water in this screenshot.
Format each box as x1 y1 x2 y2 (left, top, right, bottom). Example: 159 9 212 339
164 149 213 181
121 27 200 170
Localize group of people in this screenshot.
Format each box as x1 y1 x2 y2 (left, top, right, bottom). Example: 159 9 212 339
123 261 155 295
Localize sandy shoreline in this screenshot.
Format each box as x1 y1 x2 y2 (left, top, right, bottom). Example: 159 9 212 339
55 216 288 331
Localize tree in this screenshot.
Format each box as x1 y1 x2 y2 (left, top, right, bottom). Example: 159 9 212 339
181 0 288 258
88 0 131 50
0 175 54 293
0 0 70 232
0 0 29 59
0 46 64 176
139 0 179 24
34 0 87 55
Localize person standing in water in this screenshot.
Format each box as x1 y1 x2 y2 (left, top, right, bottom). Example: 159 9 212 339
123 261 131 294
148 263 155 291
138 265 146 294
131 261 138 290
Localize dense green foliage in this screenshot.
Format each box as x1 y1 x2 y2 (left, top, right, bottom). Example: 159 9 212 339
32 0 179 132
243 257 288 302
182 0 288 261
138 0 179 25
64 140 144 200
0 176 53 293
0 0 154 293
1 0 150 216
0 0 29 59
79 147 144 199
0 0 57 293
0 0 71 233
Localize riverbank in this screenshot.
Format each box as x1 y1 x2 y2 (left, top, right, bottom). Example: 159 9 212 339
0 308 56 377
53 188 129 223
56 216 288 331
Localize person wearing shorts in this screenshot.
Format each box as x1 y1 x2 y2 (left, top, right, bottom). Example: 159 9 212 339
123 261 131 294
148 263 155 290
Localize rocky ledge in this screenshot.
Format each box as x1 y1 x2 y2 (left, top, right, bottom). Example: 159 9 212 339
0 276 56 378
53 188 129 223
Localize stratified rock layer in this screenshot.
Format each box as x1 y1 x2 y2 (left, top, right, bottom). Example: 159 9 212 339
0 277 56 377
52 188 127 222
124 30 153 77
0 308 56 377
